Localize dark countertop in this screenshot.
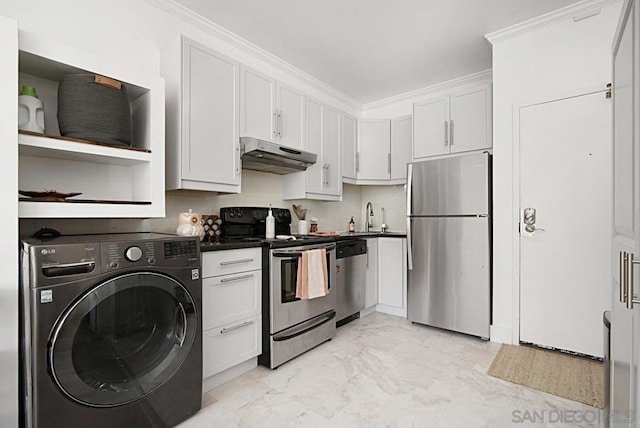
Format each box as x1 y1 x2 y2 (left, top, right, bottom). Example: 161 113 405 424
200 240 264 252
334 231 407 240
200 232 406 252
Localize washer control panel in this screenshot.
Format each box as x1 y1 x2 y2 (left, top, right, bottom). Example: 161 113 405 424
102 237 199 270
104 241 156 270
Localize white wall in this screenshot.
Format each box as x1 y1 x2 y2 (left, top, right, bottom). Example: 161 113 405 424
488 1 622 343
0 15 18 428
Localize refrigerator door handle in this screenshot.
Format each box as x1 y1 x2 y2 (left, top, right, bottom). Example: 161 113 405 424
406 163 413 270
406 164 413 216
407 217 413 270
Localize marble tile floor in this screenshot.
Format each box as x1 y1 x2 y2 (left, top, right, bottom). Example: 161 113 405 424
179 312 603 428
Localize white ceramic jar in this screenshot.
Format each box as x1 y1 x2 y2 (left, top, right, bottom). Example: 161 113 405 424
18 86 45 133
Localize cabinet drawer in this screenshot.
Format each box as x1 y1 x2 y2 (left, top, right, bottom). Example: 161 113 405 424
202 248 262 277
203 317 261 378
202 270 261 330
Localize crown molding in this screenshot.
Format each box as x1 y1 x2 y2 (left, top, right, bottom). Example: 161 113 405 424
144 0 363 111
485 0 622 44
363 69 492 112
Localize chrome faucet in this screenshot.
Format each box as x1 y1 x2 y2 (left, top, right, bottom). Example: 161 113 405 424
380 207 387 233
366 202 374 232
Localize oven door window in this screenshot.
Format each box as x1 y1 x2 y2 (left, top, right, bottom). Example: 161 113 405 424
280 252 331 303
49 272 197 407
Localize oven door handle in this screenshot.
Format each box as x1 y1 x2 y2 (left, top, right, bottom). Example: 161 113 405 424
272 244 336 258
272 310 336 342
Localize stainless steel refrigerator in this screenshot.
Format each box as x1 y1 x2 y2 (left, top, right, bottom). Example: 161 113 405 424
406 152 491 339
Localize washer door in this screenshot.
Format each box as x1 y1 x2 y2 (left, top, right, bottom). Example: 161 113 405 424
49 272 197 407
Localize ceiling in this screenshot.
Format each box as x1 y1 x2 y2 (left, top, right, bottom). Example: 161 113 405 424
173 0 578 104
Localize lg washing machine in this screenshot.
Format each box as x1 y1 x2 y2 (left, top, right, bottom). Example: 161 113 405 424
19 233 203 428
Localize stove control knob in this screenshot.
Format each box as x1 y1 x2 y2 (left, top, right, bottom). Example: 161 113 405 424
125 246 143 262
229 212 235 218
237 211 243 218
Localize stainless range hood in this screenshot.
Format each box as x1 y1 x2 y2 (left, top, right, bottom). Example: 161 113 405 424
240 137 317 175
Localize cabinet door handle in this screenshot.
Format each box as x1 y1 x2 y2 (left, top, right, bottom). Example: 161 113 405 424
273 111 277 138
387 153 391 174
450 119 454 146
236 143 241 176
444 121 449 147
220 320 255 334
278 110 282 137
326 164 330 187
219 273 255 283
355 152 360 174
219 258 254 266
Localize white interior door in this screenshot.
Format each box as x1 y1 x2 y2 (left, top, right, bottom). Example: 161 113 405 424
519 90 611 358
610 0 639 424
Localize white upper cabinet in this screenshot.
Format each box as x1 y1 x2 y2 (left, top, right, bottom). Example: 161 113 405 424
413 95 450 159
239 67 306 149
240 66 276 142
355 116 411 184
449 85 492 154
342 113 357 182
323 106 342 196
163 36 241 193
17 30 165 218
304 98 324 194
413 83 492 159
283 98 342 201
358 119 390 181
390 115 413 182
276 83 305 149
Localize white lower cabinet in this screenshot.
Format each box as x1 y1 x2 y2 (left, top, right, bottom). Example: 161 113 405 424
376 237 407 317
364 238 378 310
201 248 262 391
202 317 260 379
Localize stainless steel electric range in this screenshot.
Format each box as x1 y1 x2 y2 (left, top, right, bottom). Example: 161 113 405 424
220 207 336 369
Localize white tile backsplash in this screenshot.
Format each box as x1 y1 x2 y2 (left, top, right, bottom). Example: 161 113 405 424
361 185 407 233
153 170 366 234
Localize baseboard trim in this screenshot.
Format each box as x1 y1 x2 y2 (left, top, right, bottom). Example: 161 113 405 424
202 358 257 393
375 304 407 318
490 324 513 344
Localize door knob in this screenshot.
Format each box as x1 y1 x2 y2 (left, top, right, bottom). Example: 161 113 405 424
523 208 545 234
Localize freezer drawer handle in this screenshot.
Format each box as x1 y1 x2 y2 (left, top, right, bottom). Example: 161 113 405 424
406 163 414 270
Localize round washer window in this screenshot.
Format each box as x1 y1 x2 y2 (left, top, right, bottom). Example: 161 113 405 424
49 272 197 407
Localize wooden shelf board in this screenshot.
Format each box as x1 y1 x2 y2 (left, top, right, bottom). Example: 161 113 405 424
19 198 151 205
19 131 151 166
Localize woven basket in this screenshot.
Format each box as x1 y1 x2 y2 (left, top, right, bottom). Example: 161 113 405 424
57 74 132 146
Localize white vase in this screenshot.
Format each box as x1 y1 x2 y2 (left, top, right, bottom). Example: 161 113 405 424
298 220 309 235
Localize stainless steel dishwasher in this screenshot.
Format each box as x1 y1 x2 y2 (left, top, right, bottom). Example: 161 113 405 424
335 238 367 326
